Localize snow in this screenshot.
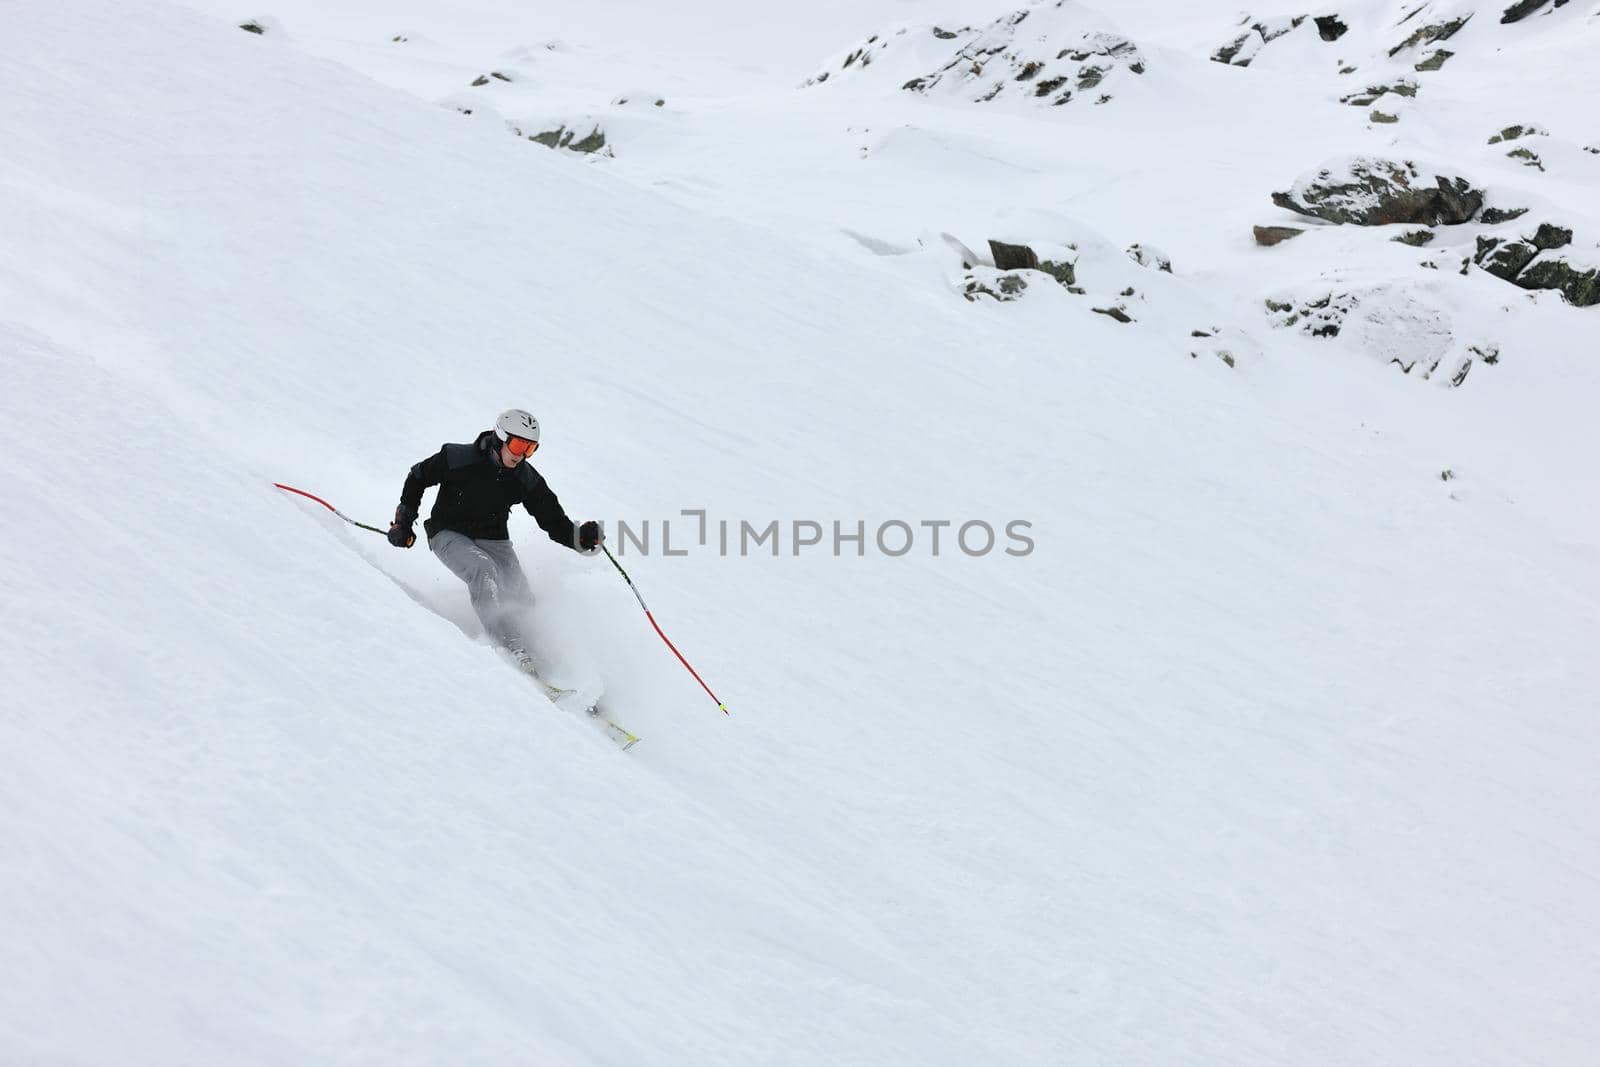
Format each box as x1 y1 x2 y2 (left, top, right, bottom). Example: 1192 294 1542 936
3 0 1599 1064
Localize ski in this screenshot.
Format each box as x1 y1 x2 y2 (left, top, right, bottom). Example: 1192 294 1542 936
513 658 641 750
594 712 642 751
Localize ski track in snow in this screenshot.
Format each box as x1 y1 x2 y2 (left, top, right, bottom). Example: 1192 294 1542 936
3 0 1599 1064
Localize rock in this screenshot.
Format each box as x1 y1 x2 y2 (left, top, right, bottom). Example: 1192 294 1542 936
962 272 1029 302
1414 50 1454 72
1272 284 1478 382
239 21 266 34
1487 124 1546 144
1037 259 1077 287
1272 158 1484 227
988 240 1039 272
1501 0 1551 23
976 240 1078 291
1480 205 1529 224
1506 147 1544 171
1213 15 1313 66
1253 225 1306 246
1091 306 1133 323
1315 16 1348 41
566 128 607 153
1256 16 1305 43
1532 223 1573 250
1126 244 1172 273
1340 80 1417 106
1371 110 1399 124
1212 32 1257 65
1393 229 1436 246
472 75 490 87
810 12 1146 109
1469 343 1501 364
1516 257 1600 306
1266 292 1356 337
1474 236 1538 280
528 125 609 154
1388 15 1471 56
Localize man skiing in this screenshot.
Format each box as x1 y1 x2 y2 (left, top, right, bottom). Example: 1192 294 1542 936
387 409 604 675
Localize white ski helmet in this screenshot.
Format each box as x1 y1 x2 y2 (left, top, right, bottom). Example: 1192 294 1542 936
494 408 540 444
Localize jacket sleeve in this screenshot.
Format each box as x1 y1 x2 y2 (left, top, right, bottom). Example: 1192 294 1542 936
521 469 579 550
399 447 449 513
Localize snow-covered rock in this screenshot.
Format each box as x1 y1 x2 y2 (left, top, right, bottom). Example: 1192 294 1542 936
804 3 1147 109
1272 157 1485 226
1264 276 1495 384
1477 225 1600 305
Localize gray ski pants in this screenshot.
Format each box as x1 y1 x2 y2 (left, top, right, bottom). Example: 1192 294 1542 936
429 529 534 653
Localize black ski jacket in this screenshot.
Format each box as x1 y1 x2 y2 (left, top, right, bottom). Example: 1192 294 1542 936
400 430 579 547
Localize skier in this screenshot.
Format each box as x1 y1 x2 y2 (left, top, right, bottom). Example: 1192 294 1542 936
387 409 604 675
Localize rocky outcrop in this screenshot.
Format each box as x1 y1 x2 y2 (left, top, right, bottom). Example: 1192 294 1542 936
519 124 609 154
1474 224 1599 306
1388 14 1471 57
1487 124 1546 144
1265 293 1354 338
962 271 1029 302
806 5 1147 108
1506 147 1544 170
1530 223 1574 249
1340 80 1418 107
982 240 1080 289
1480 205 1529 224
988 240 1039 272
1272 159 1484 227
1501 0 1553 23
1265 283 1482 384
1476 236 1538 281
1517 258 1600 306
1212 16 1305 67
1315 16 1349 41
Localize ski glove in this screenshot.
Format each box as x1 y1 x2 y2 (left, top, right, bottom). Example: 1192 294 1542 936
388 505 417 549
577 520 604 554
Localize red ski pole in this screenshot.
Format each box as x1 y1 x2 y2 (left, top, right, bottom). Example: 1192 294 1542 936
601 544 729 715
272 483 391 538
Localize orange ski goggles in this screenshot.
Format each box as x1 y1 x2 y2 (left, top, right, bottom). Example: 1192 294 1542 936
504 435 539 457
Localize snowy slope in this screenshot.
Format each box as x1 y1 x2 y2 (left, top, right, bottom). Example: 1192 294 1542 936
3 1 1599 1065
